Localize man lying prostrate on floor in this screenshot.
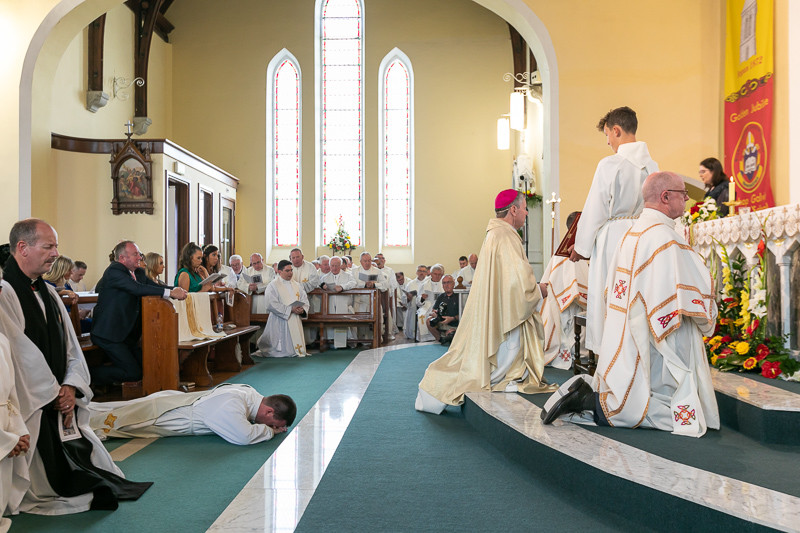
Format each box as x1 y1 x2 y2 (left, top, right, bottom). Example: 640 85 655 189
541 172 719 437
88 383 296 445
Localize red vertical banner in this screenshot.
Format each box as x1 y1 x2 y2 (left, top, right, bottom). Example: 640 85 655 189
724 0 775 211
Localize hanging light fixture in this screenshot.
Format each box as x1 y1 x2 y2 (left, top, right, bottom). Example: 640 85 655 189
497 117 510 150
510 90 525 131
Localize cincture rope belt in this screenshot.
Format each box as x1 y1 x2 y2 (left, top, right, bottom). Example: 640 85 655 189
608 215 638 222
0 400 19 416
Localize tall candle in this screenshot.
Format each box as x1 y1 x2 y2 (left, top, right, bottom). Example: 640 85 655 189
729 176 736 202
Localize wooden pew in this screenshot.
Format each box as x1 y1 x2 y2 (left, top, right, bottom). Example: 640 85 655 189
141 291 259 396
304 288 386 350
61 294 103 364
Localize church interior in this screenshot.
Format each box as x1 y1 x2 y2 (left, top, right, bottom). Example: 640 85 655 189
2 0 800 531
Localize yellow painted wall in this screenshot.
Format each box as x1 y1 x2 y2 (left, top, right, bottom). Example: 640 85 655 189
3 0 795 278
41 3 173 286
0 0 62 232
167 0 514 275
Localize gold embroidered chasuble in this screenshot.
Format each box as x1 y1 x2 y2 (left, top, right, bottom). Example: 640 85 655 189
418 218 553 407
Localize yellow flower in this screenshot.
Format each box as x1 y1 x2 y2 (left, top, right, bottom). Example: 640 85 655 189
734 317 746 326
711 354 719 365
743 357 757 370
736 342 750 355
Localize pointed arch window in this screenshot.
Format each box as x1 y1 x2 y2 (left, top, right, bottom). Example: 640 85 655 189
379 49 413 247
267 49 301 247
317 0 364 246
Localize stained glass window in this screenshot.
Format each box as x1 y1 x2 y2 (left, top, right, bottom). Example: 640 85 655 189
380 49 413 247
318 0 363 246
268 50 301 247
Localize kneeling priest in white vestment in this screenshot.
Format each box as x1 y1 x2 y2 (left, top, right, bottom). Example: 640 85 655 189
416 190 555 414
1 328 30 530
0 219 151 516
256 260 309 357
87 384 295 445
541 212 588 369
542 172 719 437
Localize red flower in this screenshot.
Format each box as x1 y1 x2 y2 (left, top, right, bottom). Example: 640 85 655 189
720 335 732 343
747 318 760 336
757 239 766 258
719 347 733 357
755 344 769 361
690 205 700 215
761 361 782 379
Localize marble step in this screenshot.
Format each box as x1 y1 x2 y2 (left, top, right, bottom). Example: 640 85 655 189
464 390 799 533
711 368 800 444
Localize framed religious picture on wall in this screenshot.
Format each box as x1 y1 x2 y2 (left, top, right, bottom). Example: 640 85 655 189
110 135 154 215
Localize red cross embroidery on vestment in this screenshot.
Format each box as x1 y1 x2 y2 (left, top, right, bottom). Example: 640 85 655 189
673 405 696 425
657 310 679 329
613 279 627 299
691 298 706 312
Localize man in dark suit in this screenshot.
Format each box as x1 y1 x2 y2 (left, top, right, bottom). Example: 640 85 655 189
91 241 187 386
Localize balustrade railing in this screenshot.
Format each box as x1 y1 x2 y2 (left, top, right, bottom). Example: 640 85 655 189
689 203 800 354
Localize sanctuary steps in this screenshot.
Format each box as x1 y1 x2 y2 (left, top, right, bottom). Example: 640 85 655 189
464 368 800 533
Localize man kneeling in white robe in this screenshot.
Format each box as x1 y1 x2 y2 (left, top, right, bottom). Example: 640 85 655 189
256 260 309 357
541 211 588 369
87 384 295 445
541 172 719 438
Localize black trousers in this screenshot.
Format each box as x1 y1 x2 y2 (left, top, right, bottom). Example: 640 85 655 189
90 332 142 385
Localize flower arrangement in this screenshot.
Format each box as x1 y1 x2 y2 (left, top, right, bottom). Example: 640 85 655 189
680 197 718 226
523 189 542 208
326 216 353 255
705 232 799 379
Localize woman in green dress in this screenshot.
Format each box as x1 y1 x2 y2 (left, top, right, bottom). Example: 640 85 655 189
175 242 213 293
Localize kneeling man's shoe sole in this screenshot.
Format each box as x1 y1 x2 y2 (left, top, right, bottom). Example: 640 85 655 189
541 380 593 425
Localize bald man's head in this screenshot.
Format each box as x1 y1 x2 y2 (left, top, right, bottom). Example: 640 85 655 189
643 171 688 219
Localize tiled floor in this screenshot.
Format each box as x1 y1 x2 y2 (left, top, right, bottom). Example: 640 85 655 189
205 344 800 533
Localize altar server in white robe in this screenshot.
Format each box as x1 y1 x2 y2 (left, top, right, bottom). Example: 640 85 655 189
415 264 445 342
394 271 409 330
374 253 399 338
256 260 309 357
238 253 275 314
541 212 589 369
319 257 356 347
87 384 295 445
402 265 429 339
543 172 719 438
290 248 320 343
1 329 30 532
456 254 478 287
571 106 658 353
350 252 389 340
0 219 151 516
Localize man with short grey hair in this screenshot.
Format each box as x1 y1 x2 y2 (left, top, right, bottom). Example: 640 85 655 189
542 172 719 438
414 264 445 342
0 219 153 514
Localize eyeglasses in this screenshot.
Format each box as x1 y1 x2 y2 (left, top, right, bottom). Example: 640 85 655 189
666 189 689 199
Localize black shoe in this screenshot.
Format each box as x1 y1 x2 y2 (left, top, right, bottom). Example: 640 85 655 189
541 379 594 425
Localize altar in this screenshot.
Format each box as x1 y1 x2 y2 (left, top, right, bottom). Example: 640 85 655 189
690 203 800 355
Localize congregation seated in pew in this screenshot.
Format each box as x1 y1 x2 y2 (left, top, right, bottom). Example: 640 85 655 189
92 240 188 388
425 274 460 344
144 252 167 285
319 256 357 348
350 252 389 342
240 252 274 315
402 264 429 340
68 259 88 292
415 264 445 342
